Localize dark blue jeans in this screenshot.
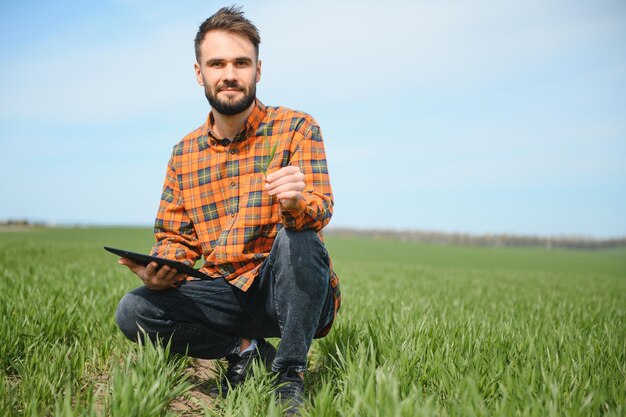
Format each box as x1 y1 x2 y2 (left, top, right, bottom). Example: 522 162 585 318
115 228 334 372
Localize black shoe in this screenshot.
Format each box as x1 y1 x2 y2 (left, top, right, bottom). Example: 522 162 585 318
275 367 305 416
210 338 277 397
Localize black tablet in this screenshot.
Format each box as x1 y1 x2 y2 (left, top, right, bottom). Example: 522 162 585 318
104 246 208 279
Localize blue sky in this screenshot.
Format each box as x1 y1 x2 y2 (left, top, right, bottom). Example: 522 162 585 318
1 0 625 238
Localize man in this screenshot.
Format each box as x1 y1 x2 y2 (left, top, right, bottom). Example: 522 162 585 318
114 5 340 415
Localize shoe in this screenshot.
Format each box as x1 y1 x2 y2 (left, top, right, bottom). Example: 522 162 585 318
210 338 277 397
275 367 305 416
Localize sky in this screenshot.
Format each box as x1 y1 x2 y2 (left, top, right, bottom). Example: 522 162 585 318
1 0 625 238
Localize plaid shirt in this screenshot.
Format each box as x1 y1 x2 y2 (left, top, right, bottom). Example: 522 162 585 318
150 100 340 332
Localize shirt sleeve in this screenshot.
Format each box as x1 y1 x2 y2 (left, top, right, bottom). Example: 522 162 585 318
151 153 202 266
280 118 334 231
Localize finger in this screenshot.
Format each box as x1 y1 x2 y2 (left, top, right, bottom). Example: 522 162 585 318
265 165 300 181
266 168 304 186
166 272 188 287
267 180 306 196
164 267 179 282
147 271 186 290
275 191 304 201
154 264 173 281
265 172 305 191
145 266 170 288
265 166 300 183
158 266 181 286
119 258 143 273
145 261 159 276
119 257 139 267
175 273 189 282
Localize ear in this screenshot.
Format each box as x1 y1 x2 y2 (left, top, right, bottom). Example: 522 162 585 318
255 59 262 83
194 62 204 86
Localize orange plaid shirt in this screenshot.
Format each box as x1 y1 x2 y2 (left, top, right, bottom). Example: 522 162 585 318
151 100 340 330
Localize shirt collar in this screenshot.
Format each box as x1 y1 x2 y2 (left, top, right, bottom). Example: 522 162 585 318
202 99 267 148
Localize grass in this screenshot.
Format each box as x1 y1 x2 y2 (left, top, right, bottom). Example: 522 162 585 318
0 227 624 416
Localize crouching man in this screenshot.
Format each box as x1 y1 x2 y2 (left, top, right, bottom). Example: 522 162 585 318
113 6 340 416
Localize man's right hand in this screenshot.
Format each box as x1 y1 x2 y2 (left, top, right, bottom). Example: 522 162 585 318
118 258 188 290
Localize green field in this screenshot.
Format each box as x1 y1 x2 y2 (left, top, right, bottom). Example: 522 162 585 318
1 228 625 416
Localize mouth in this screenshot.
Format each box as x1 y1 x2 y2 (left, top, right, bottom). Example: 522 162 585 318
218 86 243 94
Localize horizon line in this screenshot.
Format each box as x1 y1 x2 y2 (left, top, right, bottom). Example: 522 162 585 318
2 219 625 242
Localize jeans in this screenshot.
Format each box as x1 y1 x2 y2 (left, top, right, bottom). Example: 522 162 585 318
115 228 334 372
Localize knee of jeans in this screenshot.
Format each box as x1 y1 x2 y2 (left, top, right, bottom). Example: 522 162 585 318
115 293 147 341
274 228 324 258
274 229 329 290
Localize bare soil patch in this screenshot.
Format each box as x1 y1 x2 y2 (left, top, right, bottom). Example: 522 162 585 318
170 359 218 415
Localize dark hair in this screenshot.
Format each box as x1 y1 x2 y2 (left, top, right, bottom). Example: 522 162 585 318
194 5 261 63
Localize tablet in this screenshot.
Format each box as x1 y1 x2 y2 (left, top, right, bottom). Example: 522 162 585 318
104 246 208 279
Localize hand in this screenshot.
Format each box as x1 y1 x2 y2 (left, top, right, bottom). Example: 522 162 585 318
265 166 305 209
118 258 188 290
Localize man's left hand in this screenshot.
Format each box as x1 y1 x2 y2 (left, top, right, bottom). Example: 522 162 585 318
265 166 305 209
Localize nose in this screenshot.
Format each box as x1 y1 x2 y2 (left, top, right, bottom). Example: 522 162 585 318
223 63 237 81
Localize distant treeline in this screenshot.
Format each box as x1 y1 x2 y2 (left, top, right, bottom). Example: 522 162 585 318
325 227 626 250
3 220 625 250
0 219 48 229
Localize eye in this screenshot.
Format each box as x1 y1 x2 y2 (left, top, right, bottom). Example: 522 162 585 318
235 60 249 67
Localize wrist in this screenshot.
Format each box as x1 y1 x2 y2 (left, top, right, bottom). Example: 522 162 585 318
279 197 299 210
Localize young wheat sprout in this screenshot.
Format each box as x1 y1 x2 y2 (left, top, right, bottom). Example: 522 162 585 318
255 137 279 178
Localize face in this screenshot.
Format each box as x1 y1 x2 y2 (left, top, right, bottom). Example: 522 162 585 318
194 30 261 116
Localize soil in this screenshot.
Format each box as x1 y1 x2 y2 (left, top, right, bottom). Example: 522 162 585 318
170 358 218 415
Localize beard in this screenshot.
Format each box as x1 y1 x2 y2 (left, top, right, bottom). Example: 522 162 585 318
204 79 256 116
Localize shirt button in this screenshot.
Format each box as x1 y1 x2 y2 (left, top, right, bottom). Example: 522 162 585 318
229 149 236 154
231 213 235 217
230 181 236 187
